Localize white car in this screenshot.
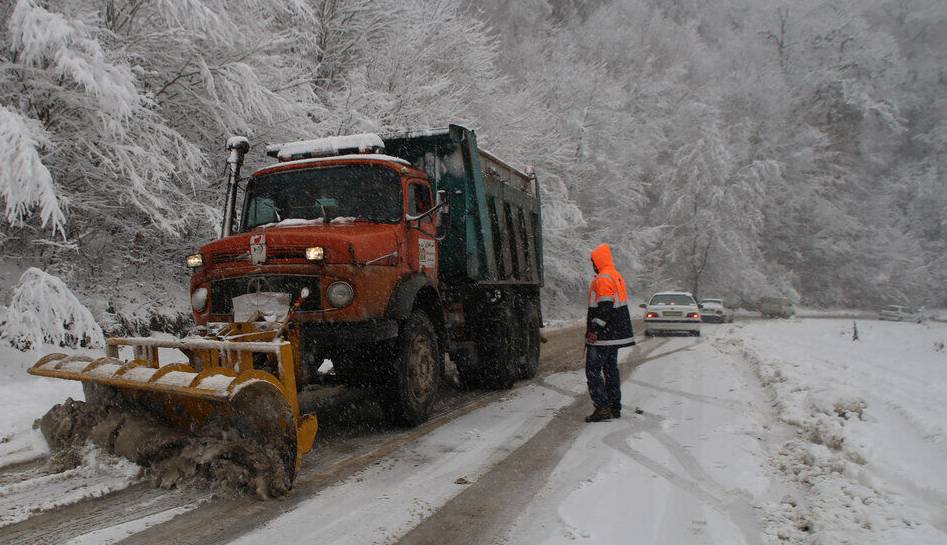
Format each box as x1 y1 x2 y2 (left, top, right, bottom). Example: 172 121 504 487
878 305 924 323
699 298 734 323
641 291 702 336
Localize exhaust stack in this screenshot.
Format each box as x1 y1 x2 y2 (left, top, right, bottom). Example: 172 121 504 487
221 136 251 237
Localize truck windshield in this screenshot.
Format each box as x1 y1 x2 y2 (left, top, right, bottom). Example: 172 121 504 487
242 165 402 230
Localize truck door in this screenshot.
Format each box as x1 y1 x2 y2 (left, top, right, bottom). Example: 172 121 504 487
406 180 437 282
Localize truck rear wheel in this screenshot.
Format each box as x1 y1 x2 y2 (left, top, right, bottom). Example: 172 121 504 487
386 309 442 426
515 304 541 380
477 306 517 390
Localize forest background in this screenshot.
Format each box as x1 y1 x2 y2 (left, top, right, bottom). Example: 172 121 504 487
1 0 944 330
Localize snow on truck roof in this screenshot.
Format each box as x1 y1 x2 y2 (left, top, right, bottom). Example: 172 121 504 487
266 133 385 161
255 154 412 175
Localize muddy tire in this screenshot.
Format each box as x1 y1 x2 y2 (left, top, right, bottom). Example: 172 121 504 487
515 303 542 380
476 306 518 390
385 309 442 426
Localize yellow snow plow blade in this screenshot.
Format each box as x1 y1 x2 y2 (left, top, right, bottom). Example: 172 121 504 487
28 327 317 484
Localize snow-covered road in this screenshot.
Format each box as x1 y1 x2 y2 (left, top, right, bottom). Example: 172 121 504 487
1 319 945 544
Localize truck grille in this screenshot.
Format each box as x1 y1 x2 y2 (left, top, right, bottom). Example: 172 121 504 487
211 248 308 265
210 275 320 314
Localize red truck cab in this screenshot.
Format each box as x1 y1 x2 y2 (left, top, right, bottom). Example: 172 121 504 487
189 146 440 360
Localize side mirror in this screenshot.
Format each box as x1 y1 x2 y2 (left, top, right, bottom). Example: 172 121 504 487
435 189 449 227
300 287 311 299
406 189 452 227
698 304 704 309
639 303 647 309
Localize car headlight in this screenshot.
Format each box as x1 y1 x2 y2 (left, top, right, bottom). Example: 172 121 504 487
191 287 208 312
186 253 203 268
326 282 354 308
305 246 324 261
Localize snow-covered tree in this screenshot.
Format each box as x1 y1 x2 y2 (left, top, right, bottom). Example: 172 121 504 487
0 106 63 233
1 267 103 349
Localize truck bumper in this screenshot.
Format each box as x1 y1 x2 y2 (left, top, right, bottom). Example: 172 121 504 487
302 319 399 345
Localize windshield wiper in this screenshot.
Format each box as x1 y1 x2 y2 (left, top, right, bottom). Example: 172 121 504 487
317 200 330 225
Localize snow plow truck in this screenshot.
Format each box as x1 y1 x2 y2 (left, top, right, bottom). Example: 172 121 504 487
29 124 544 489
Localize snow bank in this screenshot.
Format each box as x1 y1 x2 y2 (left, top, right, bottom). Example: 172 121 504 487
0 344 85 467
723 320 947 545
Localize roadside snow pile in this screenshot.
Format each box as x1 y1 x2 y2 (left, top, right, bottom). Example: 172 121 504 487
0 344 84 467
722 320 947 545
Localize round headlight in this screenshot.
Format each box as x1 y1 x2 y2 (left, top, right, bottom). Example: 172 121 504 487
326 282 354 308
191 287 208 312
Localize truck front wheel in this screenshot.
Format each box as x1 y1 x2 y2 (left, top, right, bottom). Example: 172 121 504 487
387 309 442 426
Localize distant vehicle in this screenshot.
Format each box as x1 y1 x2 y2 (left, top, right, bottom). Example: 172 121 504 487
699 298 734 323
759 297 795 319
642 291 701 336
878 305 924 323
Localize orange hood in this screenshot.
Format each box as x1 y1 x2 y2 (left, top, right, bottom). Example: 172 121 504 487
201 222 401 267
591 243 615 272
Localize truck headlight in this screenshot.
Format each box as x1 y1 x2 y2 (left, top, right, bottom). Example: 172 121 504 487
191 287 208 312
326 282 354 308
186 254 203 268
305 246 324 261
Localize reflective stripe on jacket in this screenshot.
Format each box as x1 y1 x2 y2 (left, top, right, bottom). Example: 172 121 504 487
587 243 635 347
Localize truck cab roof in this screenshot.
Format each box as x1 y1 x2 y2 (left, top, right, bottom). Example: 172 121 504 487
252 154 415 178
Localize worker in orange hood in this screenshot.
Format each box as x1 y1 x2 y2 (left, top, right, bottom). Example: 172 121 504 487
584 243 635 422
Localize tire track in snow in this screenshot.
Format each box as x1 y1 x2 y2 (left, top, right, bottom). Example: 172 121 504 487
600 417 763 545
626 378 747 412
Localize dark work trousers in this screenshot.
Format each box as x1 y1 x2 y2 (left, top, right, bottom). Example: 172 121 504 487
585 345 621 408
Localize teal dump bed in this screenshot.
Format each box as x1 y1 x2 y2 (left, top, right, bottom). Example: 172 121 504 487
383 125 543 287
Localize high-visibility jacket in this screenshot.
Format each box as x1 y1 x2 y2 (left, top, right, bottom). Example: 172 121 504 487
586 243 635 347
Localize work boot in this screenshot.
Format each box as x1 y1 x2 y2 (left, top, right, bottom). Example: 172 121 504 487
610 403 621 418
584 406 613 422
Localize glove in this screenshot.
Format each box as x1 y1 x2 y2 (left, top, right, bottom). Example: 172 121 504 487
585 331 598 344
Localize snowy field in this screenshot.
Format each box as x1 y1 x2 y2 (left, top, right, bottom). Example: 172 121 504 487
731 319 947 544
1 318 945 543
